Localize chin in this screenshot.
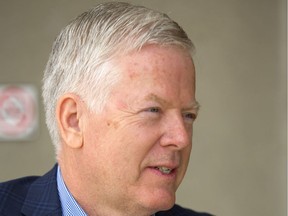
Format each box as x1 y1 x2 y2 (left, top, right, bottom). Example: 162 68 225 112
140 190 176 213
156 200 175 212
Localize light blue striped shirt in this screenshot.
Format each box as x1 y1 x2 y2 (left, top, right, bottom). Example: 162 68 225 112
57 166 87 216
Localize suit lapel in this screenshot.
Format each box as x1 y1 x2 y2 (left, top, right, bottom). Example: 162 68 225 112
21 164 62 216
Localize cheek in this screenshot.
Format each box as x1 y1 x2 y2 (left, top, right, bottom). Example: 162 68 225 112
181 144 192 171
117 127 158 157
183 144 192 161
176 145 192 186
109 126 161 176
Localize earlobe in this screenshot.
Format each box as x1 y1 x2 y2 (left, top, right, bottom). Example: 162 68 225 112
56 94 84 149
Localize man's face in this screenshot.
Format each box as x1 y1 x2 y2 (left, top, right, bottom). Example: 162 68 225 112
81 45 197 214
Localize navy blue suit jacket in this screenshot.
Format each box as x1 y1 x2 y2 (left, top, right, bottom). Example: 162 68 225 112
0 165 212 216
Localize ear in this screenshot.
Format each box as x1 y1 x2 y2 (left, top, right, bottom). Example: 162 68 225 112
56 93 84 149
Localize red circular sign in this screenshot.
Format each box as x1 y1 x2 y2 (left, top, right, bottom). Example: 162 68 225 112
0 85 37 138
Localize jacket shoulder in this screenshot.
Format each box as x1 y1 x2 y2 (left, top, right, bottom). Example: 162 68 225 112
0 176 39 215
0 165 61 216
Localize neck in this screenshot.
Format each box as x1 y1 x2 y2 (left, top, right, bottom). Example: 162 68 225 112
58 153 156 216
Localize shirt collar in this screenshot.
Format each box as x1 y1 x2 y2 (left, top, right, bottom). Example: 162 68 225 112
57 166 87 216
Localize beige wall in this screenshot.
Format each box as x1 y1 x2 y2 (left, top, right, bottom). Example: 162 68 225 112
0 0 286 215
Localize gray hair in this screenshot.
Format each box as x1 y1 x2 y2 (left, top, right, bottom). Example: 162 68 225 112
42 2 194 156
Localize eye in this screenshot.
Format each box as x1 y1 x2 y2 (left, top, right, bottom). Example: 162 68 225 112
146 107 161 113
183 112 197 123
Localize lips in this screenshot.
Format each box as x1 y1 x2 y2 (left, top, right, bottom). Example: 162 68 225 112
148 162 179 175
154 166 173 174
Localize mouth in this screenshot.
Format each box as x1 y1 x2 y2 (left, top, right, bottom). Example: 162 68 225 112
154 166 173 174
149 164 180 177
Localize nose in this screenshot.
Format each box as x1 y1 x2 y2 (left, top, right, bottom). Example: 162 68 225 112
160 113 192 150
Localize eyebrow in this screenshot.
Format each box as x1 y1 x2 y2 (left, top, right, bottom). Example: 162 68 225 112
144 93 170 106
183 101 200 113
144 93 200 112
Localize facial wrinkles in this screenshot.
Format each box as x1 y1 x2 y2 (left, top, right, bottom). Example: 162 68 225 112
105 100 152 131
105 110 137 130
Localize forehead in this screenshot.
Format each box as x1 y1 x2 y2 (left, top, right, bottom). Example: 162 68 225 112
115 45 195 80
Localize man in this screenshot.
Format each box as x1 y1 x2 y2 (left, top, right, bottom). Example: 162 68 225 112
0 2 212 216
